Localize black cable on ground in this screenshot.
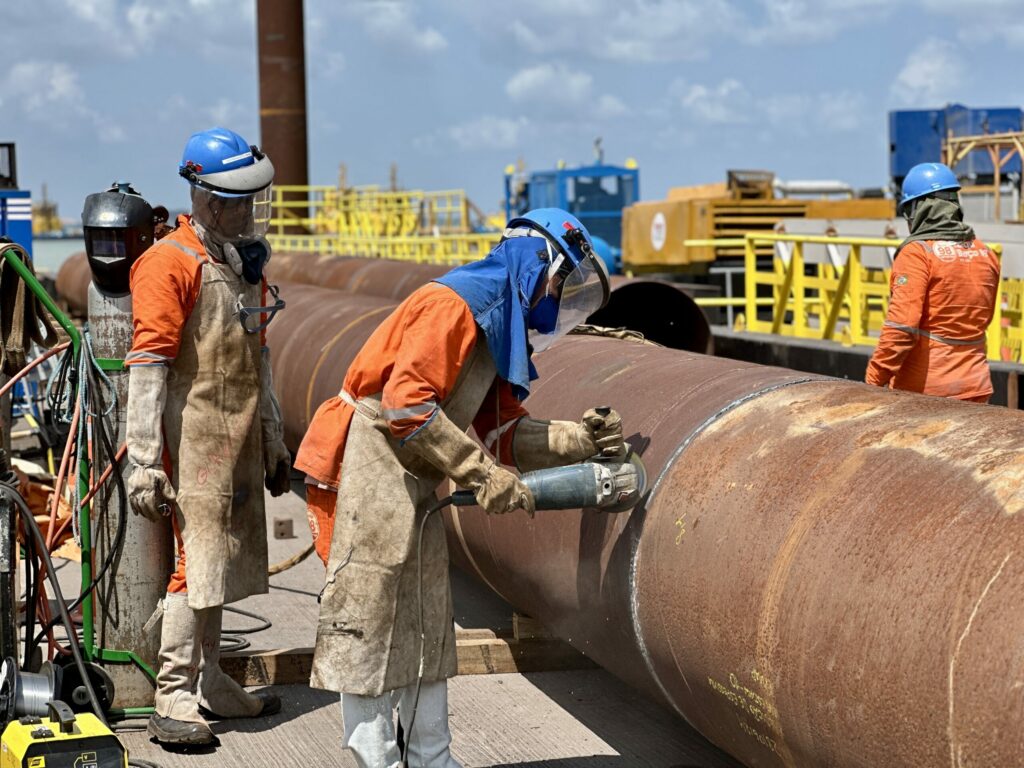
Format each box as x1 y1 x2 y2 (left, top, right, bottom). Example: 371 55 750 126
0 482 106 726
400 495 453 768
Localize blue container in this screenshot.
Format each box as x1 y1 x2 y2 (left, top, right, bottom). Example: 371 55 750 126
0 189 33 257
890 104 1023 184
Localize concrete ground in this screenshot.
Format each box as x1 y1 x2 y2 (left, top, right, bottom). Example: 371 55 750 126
16 454 738 768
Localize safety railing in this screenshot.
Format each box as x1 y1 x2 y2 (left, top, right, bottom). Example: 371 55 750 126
741 232 1021 363
267 184 497 262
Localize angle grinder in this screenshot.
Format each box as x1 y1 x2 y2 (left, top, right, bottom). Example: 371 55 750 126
451 450 647 512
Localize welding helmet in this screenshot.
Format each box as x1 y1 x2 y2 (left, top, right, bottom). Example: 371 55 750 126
179 127 274 242
898 162 960 217
81 182 157 295
503 208 611 352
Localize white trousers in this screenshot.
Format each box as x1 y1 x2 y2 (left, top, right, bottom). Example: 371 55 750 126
342 680 462 768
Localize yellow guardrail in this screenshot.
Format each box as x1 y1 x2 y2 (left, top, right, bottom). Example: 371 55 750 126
741 232 1022 363
267 184 499 263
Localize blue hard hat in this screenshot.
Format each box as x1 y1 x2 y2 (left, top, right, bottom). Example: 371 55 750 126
899 162 960 215
179 127 274 198
505 208 595 268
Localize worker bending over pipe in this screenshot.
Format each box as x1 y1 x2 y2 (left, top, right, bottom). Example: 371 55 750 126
297 208 627 767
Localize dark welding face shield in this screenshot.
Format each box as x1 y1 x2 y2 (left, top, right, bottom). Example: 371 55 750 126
81 182 158 295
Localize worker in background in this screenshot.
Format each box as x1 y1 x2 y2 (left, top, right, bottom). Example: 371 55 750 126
124 127 290 746
297 209 626 767
866 162 1000 402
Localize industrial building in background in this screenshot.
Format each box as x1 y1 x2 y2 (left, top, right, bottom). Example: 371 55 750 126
0 145 32 257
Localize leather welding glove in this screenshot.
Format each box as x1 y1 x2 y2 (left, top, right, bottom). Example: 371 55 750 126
126 365 175 522
259 347 291 497
403 408 535 516
512 408 625 473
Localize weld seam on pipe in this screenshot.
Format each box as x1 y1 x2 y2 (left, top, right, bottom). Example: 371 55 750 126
627 376 819 728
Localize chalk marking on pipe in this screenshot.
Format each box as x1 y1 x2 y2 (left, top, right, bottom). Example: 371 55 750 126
948 551 1011 768
448 506 513 606
628 376 820 733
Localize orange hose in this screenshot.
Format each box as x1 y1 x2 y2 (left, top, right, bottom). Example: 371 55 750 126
47 401 80 550
0 342 69 399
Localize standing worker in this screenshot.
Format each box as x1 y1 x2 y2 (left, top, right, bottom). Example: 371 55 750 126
296 209 626 767
866 162 1000 402
124 127 291 746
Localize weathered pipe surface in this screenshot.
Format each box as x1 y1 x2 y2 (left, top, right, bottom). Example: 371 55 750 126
268 253 449 302
268 281 1024 767
266 282 395 448
269 253 713 353
54 251 90 317
446 339 1024 768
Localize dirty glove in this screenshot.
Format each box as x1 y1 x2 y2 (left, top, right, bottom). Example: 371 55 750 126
260 347 291 497
403 407 535 515
512 408 625 473
581 407 625 458
126 365 174 522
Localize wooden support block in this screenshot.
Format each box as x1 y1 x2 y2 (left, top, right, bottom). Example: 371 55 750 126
512 612 550 641
222 630 596 686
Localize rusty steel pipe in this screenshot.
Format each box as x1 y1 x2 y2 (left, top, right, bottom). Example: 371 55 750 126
54 251 90 317
268 281 1024 766
269 253 713 353
267 283 395 447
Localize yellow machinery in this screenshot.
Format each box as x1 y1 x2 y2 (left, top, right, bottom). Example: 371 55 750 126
266 182 500 264
622 170 894 271
1 702 126 768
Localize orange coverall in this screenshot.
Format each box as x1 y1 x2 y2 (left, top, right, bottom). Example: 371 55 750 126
126 215 268 592
296 282 528 565
865 239 999 401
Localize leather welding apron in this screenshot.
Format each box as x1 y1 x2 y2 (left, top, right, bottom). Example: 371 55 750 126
310 337 496 696
163 258 268 610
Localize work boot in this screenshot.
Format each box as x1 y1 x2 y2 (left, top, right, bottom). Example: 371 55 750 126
197 605 281 719
148 593 215 746
396 680 462 768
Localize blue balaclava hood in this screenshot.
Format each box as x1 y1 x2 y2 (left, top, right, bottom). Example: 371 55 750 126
434 237 549 400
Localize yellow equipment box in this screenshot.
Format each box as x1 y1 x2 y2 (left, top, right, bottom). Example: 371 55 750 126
0 705 126 768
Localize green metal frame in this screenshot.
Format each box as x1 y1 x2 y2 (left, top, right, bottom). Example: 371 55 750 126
1 246 156 712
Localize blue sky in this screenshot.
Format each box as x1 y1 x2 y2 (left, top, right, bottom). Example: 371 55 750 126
2 0 1022 222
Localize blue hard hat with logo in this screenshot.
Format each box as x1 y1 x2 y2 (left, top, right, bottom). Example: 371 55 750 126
898 162 960 215
178 127 274 198
505 208 595 268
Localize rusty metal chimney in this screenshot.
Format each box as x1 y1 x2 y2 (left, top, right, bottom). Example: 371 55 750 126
257 0 309 192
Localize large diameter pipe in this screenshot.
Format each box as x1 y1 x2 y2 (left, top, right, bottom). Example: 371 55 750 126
55 251 90 318
445 339 1024 768
269 253 713 353
257 0 309 190
267 283 395 448
268 282 1024 766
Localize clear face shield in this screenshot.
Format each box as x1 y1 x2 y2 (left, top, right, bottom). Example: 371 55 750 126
529 248 610 353
190 186 272 243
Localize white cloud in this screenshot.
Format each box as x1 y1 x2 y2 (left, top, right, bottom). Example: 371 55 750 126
2 60 124 142
890 38 963 106
675 78 750 124
448 116 529 150
354 1 448 54
506 63 592 103
744 0 890 42
595 94 629 119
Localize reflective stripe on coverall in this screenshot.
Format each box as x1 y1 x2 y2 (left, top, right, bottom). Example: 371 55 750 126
865 239 999 401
